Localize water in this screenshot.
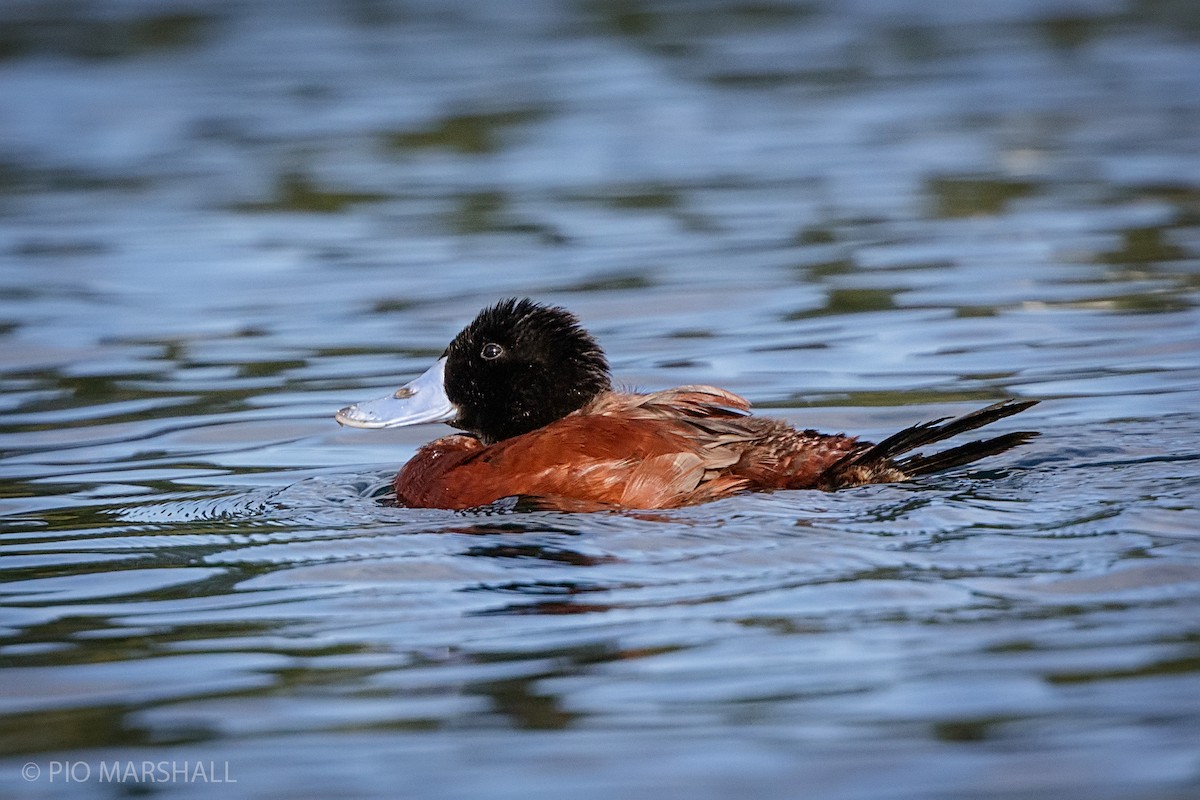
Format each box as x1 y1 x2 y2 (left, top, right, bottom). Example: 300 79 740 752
2 1 1199 798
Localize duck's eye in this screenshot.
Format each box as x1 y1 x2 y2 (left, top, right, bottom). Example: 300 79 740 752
481 343 504 360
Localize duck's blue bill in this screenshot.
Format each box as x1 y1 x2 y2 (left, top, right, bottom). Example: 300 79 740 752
335 357 458 429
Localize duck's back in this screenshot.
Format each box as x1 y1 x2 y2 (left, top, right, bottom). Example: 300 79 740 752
394 386 863 510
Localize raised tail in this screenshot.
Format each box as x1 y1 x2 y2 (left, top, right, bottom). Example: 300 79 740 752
817 399 1039 489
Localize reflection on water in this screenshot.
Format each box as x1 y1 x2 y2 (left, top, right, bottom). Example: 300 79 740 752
2 0 1199 797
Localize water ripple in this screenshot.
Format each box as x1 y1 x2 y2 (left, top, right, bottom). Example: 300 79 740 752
2 0 1200 796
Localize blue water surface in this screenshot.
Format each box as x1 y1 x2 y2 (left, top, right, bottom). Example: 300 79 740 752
1 1 1199 798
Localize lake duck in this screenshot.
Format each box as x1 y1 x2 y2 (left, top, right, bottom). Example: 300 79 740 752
336 298 1039 511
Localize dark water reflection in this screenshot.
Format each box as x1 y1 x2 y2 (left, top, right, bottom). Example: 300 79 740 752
2 0 1200 798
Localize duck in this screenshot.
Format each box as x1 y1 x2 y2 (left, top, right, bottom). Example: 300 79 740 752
335 298 1039 511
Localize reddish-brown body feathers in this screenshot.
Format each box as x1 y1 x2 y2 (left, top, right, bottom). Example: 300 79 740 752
396 385 888 510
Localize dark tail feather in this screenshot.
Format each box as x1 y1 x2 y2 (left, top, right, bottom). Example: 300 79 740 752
819 399 1039 487
897 430 1039 476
